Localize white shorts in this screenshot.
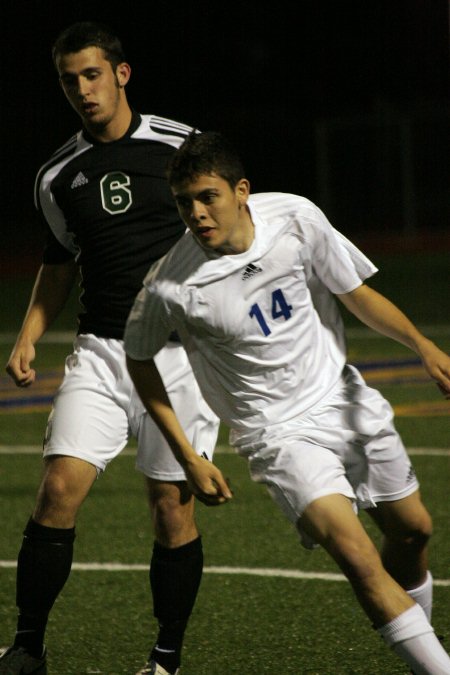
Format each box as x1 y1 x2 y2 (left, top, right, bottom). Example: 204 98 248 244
233 365 419 547
43 334 219 480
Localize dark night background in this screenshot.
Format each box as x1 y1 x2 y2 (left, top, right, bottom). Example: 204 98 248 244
1 0 449 275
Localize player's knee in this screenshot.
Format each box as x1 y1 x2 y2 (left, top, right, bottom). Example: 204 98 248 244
152 493 194 528
42 471 72 504
390 510 433 550
147 480 196 543
34 473 80 524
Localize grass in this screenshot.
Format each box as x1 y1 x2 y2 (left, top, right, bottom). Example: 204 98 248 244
0 451 449 674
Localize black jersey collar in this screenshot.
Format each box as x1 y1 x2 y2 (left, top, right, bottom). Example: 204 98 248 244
82 109 142 145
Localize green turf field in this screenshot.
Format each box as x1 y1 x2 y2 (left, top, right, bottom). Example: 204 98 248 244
0 254 449 674
0 449 449 674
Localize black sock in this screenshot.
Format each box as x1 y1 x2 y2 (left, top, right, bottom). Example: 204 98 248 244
14 517 75 657
149 536 203 671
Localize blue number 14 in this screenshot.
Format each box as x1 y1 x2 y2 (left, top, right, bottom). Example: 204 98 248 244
249 288 293 336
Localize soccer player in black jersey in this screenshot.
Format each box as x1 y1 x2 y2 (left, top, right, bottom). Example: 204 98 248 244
1 22 223 675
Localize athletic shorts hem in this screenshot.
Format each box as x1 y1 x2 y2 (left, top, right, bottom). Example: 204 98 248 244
369 479 420 506
135 461 187 482
42 447 106 472
303 487 356 515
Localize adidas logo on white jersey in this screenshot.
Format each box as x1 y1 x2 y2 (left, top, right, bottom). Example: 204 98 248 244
242 263 263 280
71 171 89 189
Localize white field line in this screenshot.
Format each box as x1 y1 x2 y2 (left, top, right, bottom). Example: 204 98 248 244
0 445 448 586
0 326 449 345
0 332 77 345
0 445 448 457
0 559 448 586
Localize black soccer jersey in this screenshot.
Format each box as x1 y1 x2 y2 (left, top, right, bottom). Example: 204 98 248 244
34 111 193 338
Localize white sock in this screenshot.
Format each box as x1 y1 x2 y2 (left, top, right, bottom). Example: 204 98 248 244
378 604 450 674
407 571 433 621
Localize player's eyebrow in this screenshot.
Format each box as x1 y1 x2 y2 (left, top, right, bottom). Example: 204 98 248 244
197 188 219 199
174 187 219 202
60 67 102 82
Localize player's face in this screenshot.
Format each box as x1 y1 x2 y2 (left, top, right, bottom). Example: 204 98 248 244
172 173 253 255
56 47 130 137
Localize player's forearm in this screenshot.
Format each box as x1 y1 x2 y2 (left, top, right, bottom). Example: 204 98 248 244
127 355 233 502
126 355 198 467
15 262 77 345
339 284 450 396
147 397 201 468
337 284 431 354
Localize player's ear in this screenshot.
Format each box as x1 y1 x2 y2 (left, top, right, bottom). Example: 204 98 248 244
116 62 131 88
236 179 250 204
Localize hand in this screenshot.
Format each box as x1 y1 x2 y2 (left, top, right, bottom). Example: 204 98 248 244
185 455 233 506
419 341 450 400
436 382 450 399
5 342 37 387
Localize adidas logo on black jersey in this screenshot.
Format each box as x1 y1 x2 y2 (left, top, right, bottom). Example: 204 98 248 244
71 172 89 189
242 263 263 280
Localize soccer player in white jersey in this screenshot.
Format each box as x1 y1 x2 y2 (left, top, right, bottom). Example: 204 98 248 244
124 131 450 674
1 24 221 675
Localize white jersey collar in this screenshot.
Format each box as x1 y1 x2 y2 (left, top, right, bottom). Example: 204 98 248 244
186 200 278 285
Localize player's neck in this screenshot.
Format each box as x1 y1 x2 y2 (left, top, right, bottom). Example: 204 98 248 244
217 211 255 255
237 212 255 253
86 103 133 143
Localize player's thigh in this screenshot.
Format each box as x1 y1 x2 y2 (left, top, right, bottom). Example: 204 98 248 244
44 340 131 471
243 437 356 548
335 370 420 508
34 455 98 523
135 343 219 480
366 490 433 541
145 477 197 545
300 492 379 568
146 478 194 511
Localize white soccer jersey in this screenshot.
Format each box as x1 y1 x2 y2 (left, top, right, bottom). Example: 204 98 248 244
125 193 378 434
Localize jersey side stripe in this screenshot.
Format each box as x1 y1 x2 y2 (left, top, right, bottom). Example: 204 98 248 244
45 134 79 166
149 116 194 138
33 137 79 209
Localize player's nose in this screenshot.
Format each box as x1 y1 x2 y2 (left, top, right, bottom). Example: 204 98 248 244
191 200 207 221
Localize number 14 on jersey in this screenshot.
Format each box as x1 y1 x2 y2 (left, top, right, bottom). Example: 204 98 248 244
249 289 293 336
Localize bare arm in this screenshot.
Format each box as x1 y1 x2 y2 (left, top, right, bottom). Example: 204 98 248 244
6 260 78 387
337 283 450 398
126 355 232 505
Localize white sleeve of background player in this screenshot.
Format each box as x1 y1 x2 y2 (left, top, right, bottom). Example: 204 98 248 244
38 171 79 257
124 280 173 361
301 202 378 294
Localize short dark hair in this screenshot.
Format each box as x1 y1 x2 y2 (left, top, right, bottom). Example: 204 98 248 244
52 21 126 70
167 131 246 189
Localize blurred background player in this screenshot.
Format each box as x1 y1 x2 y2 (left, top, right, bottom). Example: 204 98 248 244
1 22 219 675
125 131 450 675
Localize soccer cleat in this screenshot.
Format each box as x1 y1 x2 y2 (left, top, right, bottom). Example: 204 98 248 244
0 645 47 674
135 660 180 675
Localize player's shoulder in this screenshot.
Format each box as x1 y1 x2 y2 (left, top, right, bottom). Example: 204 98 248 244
37 131 83 173
133 113 195 149
34 131 89 203
249 192 320 223
146 231 207 286
248 192 335 250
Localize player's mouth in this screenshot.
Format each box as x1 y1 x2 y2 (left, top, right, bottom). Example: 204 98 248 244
82 102 99 115
196 227 215 239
